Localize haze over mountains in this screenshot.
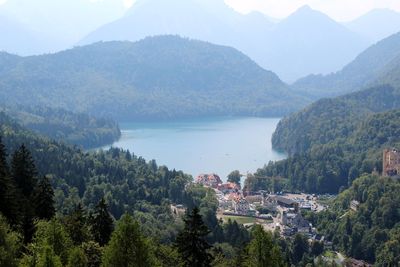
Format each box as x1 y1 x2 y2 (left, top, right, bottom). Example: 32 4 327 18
346 8 400 43
80 1 372 81
0 36 307 121
1 0 400 81
293 32 400 98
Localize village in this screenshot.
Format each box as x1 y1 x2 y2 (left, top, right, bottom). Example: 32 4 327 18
195 173 332 245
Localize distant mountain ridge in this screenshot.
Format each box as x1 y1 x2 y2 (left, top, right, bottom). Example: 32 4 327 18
345 8 400 43
0 36 307 121
2 1 400 81
80 2 370 82
292 32 400 98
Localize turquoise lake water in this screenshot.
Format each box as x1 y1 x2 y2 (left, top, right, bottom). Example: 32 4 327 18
107 117 286 181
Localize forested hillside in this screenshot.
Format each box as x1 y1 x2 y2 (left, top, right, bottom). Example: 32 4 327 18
292 32 400 98
0 36 307 120
3 106 121 149
311 174 400 265
0 111 189 232
272 85 400 155
0 112 326 266
250 103 400 193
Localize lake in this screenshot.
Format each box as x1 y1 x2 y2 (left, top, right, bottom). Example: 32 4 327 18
106 117 286 181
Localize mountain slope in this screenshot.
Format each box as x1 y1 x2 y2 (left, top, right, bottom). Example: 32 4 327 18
257 49 400 193
80 2 369 82
315 174 400 264
272 85 400 155
292 32 400 98
2 106 121 149
259 6 369 81
346 9 400 43
0 36 306 120
0 110 190 235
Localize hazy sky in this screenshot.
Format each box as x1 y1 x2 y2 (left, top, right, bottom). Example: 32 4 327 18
1 0 400 22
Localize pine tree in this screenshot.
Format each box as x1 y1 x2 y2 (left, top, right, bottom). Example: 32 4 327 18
90 198 114 246
175 207 213 267
0 137 20 226
11 145 38 243
11 144 38 198
102 214 156 267
64 203 89 245
33 176 56 220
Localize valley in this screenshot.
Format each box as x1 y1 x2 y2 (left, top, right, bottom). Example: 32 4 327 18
0 1 400 266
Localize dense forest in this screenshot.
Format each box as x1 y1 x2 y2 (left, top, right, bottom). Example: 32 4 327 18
0 36 308 121
307 174 400 265
3 106 121 149
246 91 400 193
272 85 400 155
0 112 329 266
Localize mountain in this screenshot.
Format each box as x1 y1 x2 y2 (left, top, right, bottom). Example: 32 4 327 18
346 9 400 43
292 32 400 98
259 6 369 81
0 14 44 55
80 0 235 48
259 42 400 193
253 85 400 193
272 85 400 155
0 36 307 121
0 0 128 55
80 2 369 82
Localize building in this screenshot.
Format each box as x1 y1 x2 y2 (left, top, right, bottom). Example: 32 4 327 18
383 148 400 177
275 196 299 210
245 194 263 204
196 173 222 188
233 197 250 215
281 212 311 233
217 182 240 194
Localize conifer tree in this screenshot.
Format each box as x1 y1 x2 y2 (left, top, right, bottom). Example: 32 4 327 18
0 137 20 225
175 207 213 267
33 176 56 220
11 144 38 198
11 145 38 243
102 214 155 267
90 198 114 246
64 203 89 245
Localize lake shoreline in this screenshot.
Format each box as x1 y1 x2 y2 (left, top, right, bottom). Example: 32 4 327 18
102 117 287 181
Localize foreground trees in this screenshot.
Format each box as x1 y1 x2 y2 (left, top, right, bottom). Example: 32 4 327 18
90 198 114 246
0 215 21 267
102 214 156 267
176 207 214 267
245 225 285 267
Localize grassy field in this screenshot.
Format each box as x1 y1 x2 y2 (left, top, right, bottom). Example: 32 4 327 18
220 215 257 225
